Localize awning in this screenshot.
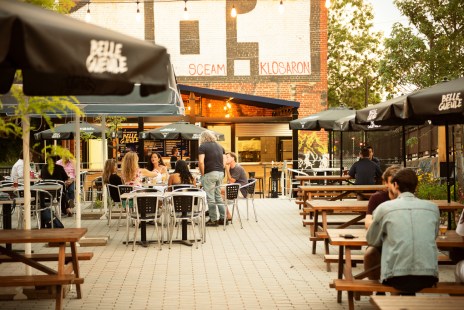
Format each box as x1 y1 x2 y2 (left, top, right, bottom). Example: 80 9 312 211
178 84 299 109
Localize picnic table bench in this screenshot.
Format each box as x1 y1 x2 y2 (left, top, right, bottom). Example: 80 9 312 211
370 295 464 310
0 228 89 310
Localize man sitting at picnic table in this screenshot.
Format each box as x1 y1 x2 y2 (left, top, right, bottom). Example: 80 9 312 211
366 168 440 294
348 147 382 185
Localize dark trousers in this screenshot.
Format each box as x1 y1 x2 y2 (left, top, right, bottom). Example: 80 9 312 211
383 275 438 294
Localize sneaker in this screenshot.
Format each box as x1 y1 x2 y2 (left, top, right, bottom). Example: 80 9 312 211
205 220 218 227
217 219 229 226
68 199 75 209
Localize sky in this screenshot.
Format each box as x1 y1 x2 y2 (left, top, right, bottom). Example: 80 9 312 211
369 0 409 37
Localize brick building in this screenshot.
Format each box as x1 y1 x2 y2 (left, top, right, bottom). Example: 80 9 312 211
71 0 328 166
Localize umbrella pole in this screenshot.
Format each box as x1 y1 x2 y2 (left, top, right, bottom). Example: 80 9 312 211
402 126 406 167
75 115 81 228
101 116 108 220
23 98 32 275
339 132 343 176
445 123 451 203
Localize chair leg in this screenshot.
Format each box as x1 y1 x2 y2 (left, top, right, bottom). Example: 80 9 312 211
132 219 138 251
252 198 258 222
234 201 243 229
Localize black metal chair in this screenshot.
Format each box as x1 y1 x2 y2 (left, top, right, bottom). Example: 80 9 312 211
126 191 165 251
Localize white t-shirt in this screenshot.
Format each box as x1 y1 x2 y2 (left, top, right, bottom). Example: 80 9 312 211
10 159 24 180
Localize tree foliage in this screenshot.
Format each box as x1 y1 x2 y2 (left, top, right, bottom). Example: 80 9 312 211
380 0 464 92
328 0 384 109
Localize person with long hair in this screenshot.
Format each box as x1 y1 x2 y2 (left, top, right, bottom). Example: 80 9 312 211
102 159 123 202
121 152 157 186
146 152 168 184
168 160 195 187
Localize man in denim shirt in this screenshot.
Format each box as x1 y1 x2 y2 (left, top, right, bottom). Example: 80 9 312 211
366 168 439 293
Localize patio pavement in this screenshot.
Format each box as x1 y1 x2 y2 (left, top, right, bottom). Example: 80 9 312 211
0 198 456 309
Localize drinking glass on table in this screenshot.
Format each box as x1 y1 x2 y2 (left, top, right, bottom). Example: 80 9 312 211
439 218 448 239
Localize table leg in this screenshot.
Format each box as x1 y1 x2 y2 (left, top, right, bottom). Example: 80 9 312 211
311 210 319 254
57 243 65 309
2 204 12 251
337 245 344 303
70 242 82 298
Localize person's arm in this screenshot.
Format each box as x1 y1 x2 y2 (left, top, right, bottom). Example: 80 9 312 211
198 154 205 176
365 215 373 230
140 168 158 178
366 208 384 247
225 165 235 184
222 154 226 168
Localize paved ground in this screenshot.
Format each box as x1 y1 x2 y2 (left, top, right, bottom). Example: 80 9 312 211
0 198 456 309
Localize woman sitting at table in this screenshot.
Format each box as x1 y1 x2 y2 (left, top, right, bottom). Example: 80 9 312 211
167 160 196 189
40 155 72 216
121 152 158 187
146 152 169 184
102 159 123 202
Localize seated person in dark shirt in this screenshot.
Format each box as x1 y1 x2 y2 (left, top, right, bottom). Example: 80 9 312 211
102 159 123 203
170 147 179 170
348 147 382 185
40 155 72 216
363 165 400 281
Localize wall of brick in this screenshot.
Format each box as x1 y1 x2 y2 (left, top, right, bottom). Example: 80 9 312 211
70 0 329 163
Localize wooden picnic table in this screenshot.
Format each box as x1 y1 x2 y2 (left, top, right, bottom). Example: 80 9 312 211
295 175 352 186
298 184 385 203
0 228 88 310
327 228 464 303
370 295 464 310
309 200 464 244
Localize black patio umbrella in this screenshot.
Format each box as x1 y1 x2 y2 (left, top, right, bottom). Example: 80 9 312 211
290 107 389 176
140 122 224 161
289 107 355 130
0 0 169 96
0 0 171 231
405 77 464 203
34 121 105 140
140 122 224 141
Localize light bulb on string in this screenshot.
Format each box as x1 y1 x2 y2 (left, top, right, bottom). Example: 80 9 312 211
85 2 91 23
136 1 141 23
279 1 284 14
325 0 331 9
183 0 189 20
231 5 237 18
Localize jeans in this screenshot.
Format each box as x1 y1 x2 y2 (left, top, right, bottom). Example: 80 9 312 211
202 171 224 221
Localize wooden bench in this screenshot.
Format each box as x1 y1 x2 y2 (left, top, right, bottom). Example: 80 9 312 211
0 274 84 310
331 279 464 310
0 252 93 263
324 253 453 268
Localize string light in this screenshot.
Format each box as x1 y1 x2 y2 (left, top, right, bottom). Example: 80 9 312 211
231 5 237 18
279 0 284 14
136 1 141 23
183 0 189 20
325 0 331 9
85 1 91 23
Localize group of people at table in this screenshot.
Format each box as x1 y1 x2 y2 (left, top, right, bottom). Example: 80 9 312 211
103 130 249 228
335 145 464 294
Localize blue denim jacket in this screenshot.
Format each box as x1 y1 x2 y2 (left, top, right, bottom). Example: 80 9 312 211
366 192 440 282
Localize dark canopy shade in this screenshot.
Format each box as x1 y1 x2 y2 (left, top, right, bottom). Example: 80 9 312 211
289 107 355 130
354 95 421 126
334 114 396 131
0 0 169 96
140 122 224 141
178 84 300 109
34 121 105 140
406 77 464 125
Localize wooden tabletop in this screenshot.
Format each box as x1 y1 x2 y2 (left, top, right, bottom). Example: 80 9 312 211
299 184 385 191
0 228 87 243
370 295 464 310
295 175 352 181
327 228 464 248
308 199 464 211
